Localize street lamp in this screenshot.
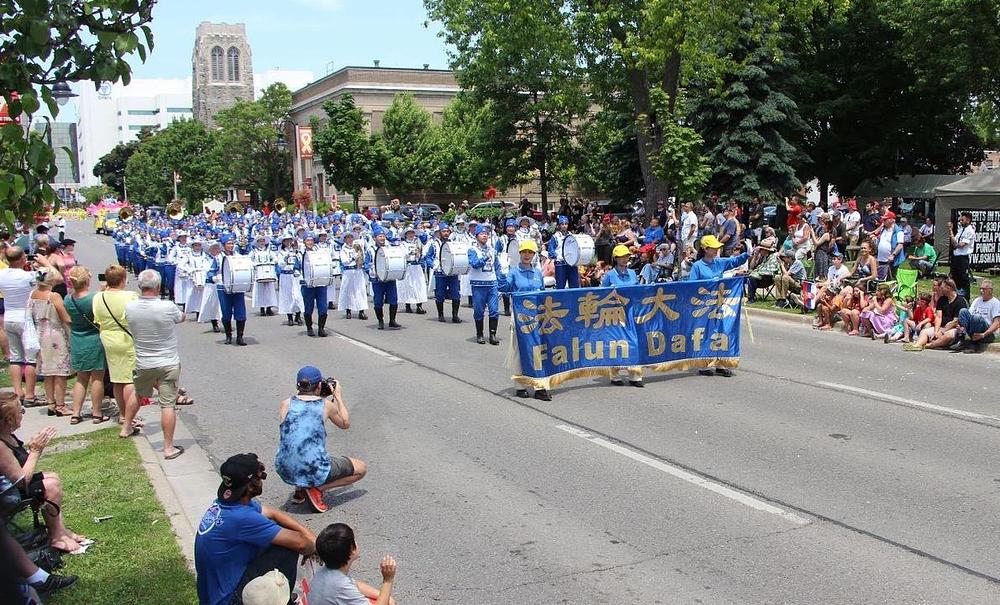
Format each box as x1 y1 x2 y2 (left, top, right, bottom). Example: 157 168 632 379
51 82 77 107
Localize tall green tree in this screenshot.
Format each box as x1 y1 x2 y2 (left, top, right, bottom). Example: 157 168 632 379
425 0 587 213
214 82 294 205
431 93 495 197
93 136 147 198
576 107 645 204
124 118 225 207
312 95 385 201
0 0 154 224
380 93 437 196
691 14 808 203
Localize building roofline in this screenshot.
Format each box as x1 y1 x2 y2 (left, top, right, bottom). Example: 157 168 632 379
292 65 455 96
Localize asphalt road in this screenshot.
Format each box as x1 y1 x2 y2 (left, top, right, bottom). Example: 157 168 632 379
70 220 1000 604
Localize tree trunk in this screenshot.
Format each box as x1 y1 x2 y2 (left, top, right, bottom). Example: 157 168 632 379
818 178 828 209
624 67 671 220
539 145 549 217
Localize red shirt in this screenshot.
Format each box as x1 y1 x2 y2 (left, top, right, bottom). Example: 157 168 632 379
786 204 802 229
914 303 934 324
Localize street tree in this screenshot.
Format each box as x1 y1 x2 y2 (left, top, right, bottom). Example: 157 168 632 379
425 0 587 214
576 107 645 204
0 0 154 225
93 135 150 198
381 93 437 196
214 82 294 205
124 118 225 207
312 95 385 201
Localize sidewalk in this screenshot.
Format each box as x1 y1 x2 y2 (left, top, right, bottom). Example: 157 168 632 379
745 306 1000 353
16 397 215 569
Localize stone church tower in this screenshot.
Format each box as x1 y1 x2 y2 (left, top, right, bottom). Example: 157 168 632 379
192 22 254 126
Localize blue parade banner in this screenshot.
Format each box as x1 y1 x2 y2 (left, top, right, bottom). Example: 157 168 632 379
511 278 744 389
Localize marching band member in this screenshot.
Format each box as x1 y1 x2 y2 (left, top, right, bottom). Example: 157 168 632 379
297 233 329 337
497 219 518 316
601 244 643 387
167 231 192 309
197 241 223 333
468 224 502 345
547 216 579 289
337 232 368 320
181 239 210 321
367 227 401 330
452 218 473 307
249 234 278 316
398 226 428 314
505 240 550 401
324 229 341 311
423 223 462 324
158 230 176 299
207 235 248 346
277 235 304 326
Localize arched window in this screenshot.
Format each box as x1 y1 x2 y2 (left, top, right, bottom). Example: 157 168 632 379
210 46 224 81
227 47 240 81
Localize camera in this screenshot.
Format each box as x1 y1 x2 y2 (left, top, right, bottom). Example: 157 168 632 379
319 377 338 397
97 273 106 282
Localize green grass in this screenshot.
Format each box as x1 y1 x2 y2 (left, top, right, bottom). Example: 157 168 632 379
32 429 197 605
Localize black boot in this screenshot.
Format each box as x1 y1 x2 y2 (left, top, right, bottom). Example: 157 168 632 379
358 310 368 320
436 301 446 322
223 321 233 344
467 295 473 308
327 301 335 310
193 311 199 321
488 317 500 345
503 296 511 316
388 304 401 328
405 304 413 313
294 312 303 325
305 315 315 337
287 313 295 326
267 307 275 316
375 307 385 329
318 314 328 337
236 320 247 346
211 319 221 333
451 300 462 323
260 307 267 317
475 319 486 344
346 309 352 319
416 303 426 315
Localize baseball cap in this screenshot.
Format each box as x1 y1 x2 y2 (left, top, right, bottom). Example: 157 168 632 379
519 240 538 253
242 570 290 605
700 235 724 249
296 366 322 385
217 453 263 502
612 244 631 257
882 211 896 221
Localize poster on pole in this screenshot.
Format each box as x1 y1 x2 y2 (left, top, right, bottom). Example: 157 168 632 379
298 126 313 160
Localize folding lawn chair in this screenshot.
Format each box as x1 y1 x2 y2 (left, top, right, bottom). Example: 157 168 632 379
894 268 918 301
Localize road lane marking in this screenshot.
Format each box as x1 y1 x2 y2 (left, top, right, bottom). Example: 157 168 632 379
816 381 1000 424
333 333 403 362
555 424 811 526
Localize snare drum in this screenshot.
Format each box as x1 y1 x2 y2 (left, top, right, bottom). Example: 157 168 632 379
375 245 407 281
189 269 207 286
563 234 596 266
221 255 254 294
254 264 277 282
440 241 470 276
302 250 334 287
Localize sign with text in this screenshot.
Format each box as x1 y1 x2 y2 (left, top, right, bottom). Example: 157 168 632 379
512 278 743 389
952 208 1000 269
297 126 313 159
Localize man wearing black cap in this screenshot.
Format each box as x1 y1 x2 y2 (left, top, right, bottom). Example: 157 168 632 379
195 453 315 605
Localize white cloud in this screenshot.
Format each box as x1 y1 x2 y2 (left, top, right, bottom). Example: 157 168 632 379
289 0 344 11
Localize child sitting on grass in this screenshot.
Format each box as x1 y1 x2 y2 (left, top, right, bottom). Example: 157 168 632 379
883 297 914 343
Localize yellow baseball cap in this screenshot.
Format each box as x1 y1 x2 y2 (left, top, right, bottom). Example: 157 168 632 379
700 234 724 249
518 240 538 253
612 244 631 258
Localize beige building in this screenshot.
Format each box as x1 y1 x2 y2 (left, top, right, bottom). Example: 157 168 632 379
289 65 459 205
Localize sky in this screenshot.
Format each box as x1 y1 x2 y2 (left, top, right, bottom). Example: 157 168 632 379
132 0 451 80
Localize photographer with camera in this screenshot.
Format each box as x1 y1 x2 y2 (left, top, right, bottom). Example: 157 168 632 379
274 367 367 513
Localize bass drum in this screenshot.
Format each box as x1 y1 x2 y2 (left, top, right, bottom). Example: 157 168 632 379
563 234 596 266
302 250 334 287
375 245 407 281
440 241 470 276
221 255 254 294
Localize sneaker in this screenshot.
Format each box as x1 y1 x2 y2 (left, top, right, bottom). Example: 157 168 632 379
629 380 644 387
698 369 715 376
533 389 552 401
515 389 529 398
715 367 734 377
902 343 923 352
33 574 79 595
291 489 306 504
306 487 328 512
610 378 624 386
963 343 986 354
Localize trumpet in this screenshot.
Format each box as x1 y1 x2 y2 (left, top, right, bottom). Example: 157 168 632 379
119 206 134 221
167 200 184 220
226 201 244 214
274 199 287 214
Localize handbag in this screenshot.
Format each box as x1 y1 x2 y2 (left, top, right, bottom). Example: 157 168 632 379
22 310 40 355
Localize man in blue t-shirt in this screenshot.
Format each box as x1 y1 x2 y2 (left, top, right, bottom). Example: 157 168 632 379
195 453 316 605
642 218 664 246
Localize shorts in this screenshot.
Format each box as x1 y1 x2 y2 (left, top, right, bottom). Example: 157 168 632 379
325 456 355 483
0 299 5 315
134 364 180 408
5 321 37 365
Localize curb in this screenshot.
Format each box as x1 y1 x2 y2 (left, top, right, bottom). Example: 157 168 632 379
134 433 197 571
744 307 1000 353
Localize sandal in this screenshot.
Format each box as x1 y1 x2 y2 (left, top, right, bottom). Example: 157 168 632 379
69 416 82 425
22 397 41 408
118 426 141 438
91 415 111 424
47 406 72 417
175 395 195 406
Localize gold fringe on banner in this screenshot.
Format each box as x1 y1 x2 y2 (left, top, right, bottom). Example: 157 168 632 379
512 357 741 391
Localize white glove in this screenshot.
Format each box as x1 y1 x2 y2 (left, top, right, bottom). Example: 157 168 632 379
293 270 301 278
212 275 221 284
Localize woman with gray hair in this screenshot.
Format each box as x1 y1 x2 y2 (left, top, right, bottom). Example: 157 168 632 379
27 267 73 417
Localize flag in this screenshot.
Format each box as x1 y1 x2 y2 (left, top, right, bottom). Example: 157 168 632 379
801 281 818 310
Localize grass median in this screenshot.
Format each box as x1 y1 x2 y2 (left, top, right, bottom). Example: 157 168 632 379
28 428 197 604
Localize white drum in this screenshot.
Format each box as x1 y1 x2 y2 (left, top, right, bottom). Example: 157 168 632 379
302 250 334 288
330 257 343 277
189 269 207 286
375 246 407 281
254 264 277 282
221 255 254 294
563 233 596 266
440 241 470 276
506 238 520 270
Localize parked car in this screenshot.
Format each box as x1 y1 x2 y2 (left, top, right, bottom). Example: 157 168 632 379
95 209 121 234
471 201 518 213
400 203 443 219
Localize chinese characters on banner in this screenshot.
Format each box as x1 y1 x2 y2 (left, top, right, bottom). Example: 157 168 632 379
512 278 744 388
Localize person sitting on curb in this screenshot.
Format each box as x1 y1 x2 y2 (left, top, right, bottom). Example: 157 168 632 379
955 279 1000 354
307 522 398 605
903 278 968 352
195 453 316 605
